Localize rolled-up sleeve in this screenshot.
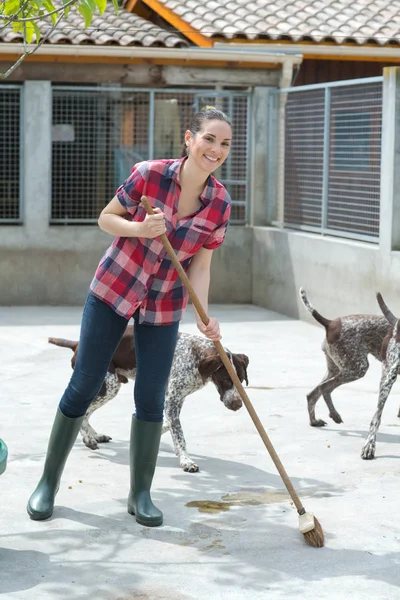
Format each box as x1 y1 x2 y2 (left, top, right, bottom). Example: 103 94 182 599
203 203 231 250
116 161 148 216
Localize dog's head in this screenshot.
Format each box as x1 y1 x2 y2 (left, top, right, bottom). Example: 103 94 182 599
198 351 249 411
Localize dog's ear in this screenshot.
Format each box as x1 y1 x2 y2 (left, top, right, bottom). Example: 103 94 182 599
233 353 249 386
198 354 223 383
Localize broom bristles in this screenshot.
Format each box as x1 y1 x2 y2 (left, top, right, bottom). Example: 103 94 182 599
302 517 324 548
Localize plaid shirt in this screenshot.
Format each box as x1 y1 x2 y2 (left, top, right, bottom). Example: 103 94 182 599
90 157 231 325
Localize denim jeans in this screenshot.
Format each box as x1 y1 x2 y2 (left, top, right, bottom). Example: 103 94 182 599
59 292 179 422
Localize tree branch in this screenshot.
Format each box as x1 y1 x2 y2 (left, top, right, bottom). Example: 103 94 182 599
0 1 29 33
0 10 65 79
1 0 79 23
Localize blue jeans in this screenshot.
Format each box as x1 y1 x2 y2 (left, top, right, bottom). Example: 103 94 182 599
59 293 179 422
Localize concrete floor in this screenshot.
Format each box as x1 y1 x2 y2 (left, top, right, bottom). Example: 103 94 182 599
1 303 400 600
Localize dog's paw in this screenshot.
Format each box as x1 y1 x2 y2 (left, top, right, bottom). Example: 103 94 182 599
181 461 199 473
361 443 375 460
82 435 99 450
82 434 112 450
310 419 327 427
95 434 112 445
329 411 343 424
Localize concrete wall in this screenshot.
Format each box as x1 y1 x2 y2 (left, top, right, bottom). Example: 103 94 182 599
252 228 380 321
252 226 400 324
1 227 252 306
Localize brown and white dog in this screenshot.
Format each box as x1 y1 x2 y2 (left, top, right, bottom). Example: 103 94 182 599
299 288 390 428
49 325 249 472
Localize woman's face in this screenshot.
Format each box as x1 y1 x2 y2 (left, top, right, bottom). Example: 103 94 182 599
185 119 232 175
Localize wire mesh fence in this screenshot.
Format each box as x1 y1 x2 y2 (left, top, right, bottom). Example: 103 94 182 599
0 85 22 223
51 87 250 225
277 77 383 242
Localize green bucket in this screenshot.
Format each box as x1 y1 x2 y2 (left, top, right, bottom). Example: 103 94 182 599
0 439 8 475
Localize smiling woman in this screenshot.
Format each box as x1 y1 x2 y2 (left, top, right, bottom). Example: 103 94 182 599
27 106 234 530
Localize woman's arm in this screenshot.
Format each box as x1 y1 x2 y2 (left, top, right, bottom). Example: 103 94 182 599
98 196 166 239
187 247 221 341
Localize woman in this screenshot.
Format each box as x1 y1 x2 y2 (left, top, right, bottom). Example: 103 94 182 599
27 107 232 527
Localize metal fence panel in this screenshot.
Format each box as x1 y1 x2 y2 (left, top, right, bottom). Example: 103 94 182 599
276 77 382 242
0 85 22 223
283 88 325 228
327 83 382 238
51 87 250 225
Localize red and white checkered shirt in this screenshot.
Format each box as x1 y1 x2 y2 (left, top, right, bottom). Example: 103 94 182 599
90 157 231 325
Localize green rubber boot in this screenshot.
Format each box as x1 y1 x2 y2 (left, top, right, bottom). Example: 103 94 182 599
27 408 84 521
0 439 8 476
127 417 163 527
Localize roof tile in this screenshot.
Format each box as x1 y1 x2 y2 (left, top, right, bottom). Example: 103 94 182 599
150 0 400 45
0 3 189 47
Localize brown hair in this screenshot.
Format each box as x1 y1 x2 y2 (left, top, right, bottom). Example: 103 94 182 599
181 107 232 157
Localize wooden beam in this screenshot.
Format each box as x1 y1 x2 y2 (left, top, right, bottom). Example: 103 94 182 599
125 0 152 19
139 0 213 47
212 37 400 62
163 65 280 86
0 61 165 83
0 53 283 69
301 53 400 63
125 0 139 11
0 60 282 85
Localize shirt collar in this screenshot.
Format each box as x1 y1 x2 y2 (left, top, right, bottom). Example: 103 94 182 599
166 157 215 206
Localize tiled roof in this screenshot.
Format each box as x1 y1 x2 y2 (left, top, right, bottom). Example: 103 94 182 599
0 4 188 47
145 0 400 46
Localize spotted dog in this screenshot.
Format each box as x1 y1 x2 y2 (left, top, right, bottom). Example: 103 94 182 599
49 325 249 472
299 288 390 428
361 293 400 460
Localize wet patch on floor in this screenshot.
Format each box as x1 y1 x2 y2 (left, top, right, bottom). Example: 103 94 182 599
186 485 336 514
185 489 288 514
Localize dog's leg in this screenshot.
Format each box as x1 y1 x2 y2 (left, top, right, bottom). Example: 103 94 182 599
164 393 199 473
361 351 400 460
318 361 369 426
307 355 339 427
81 373 121 450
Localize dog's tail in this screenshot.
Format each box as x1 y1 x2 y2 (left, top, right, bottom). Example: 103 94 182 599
48 337 78 351
299 287 331 328
376 292 397 325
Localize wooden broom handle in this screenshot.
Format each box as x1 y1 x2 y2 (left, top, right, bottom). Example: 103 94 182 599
141 196 305 513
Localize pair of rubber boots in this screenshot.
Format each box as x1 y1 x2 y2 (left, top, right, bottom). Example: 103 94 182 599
27 408 163 527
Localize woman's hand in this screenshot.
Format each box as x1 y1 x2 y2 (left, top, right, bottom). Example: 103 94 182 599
138 207 166 239
196 316 221 342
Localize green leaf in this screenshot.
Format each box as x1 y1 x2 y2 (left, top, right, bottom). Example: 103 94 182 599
24 20 35 43
42 0 59 23
3 0 21 16
42 0 55 13
61 0 71 18
11 20 24 33
84 0 96 11
78 2 93 27
33 21 41 42
94 0 107 14
112 0 118 15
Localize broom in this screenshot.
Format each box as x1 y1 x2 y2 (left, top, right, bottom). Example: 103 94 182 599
141 196 325 548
